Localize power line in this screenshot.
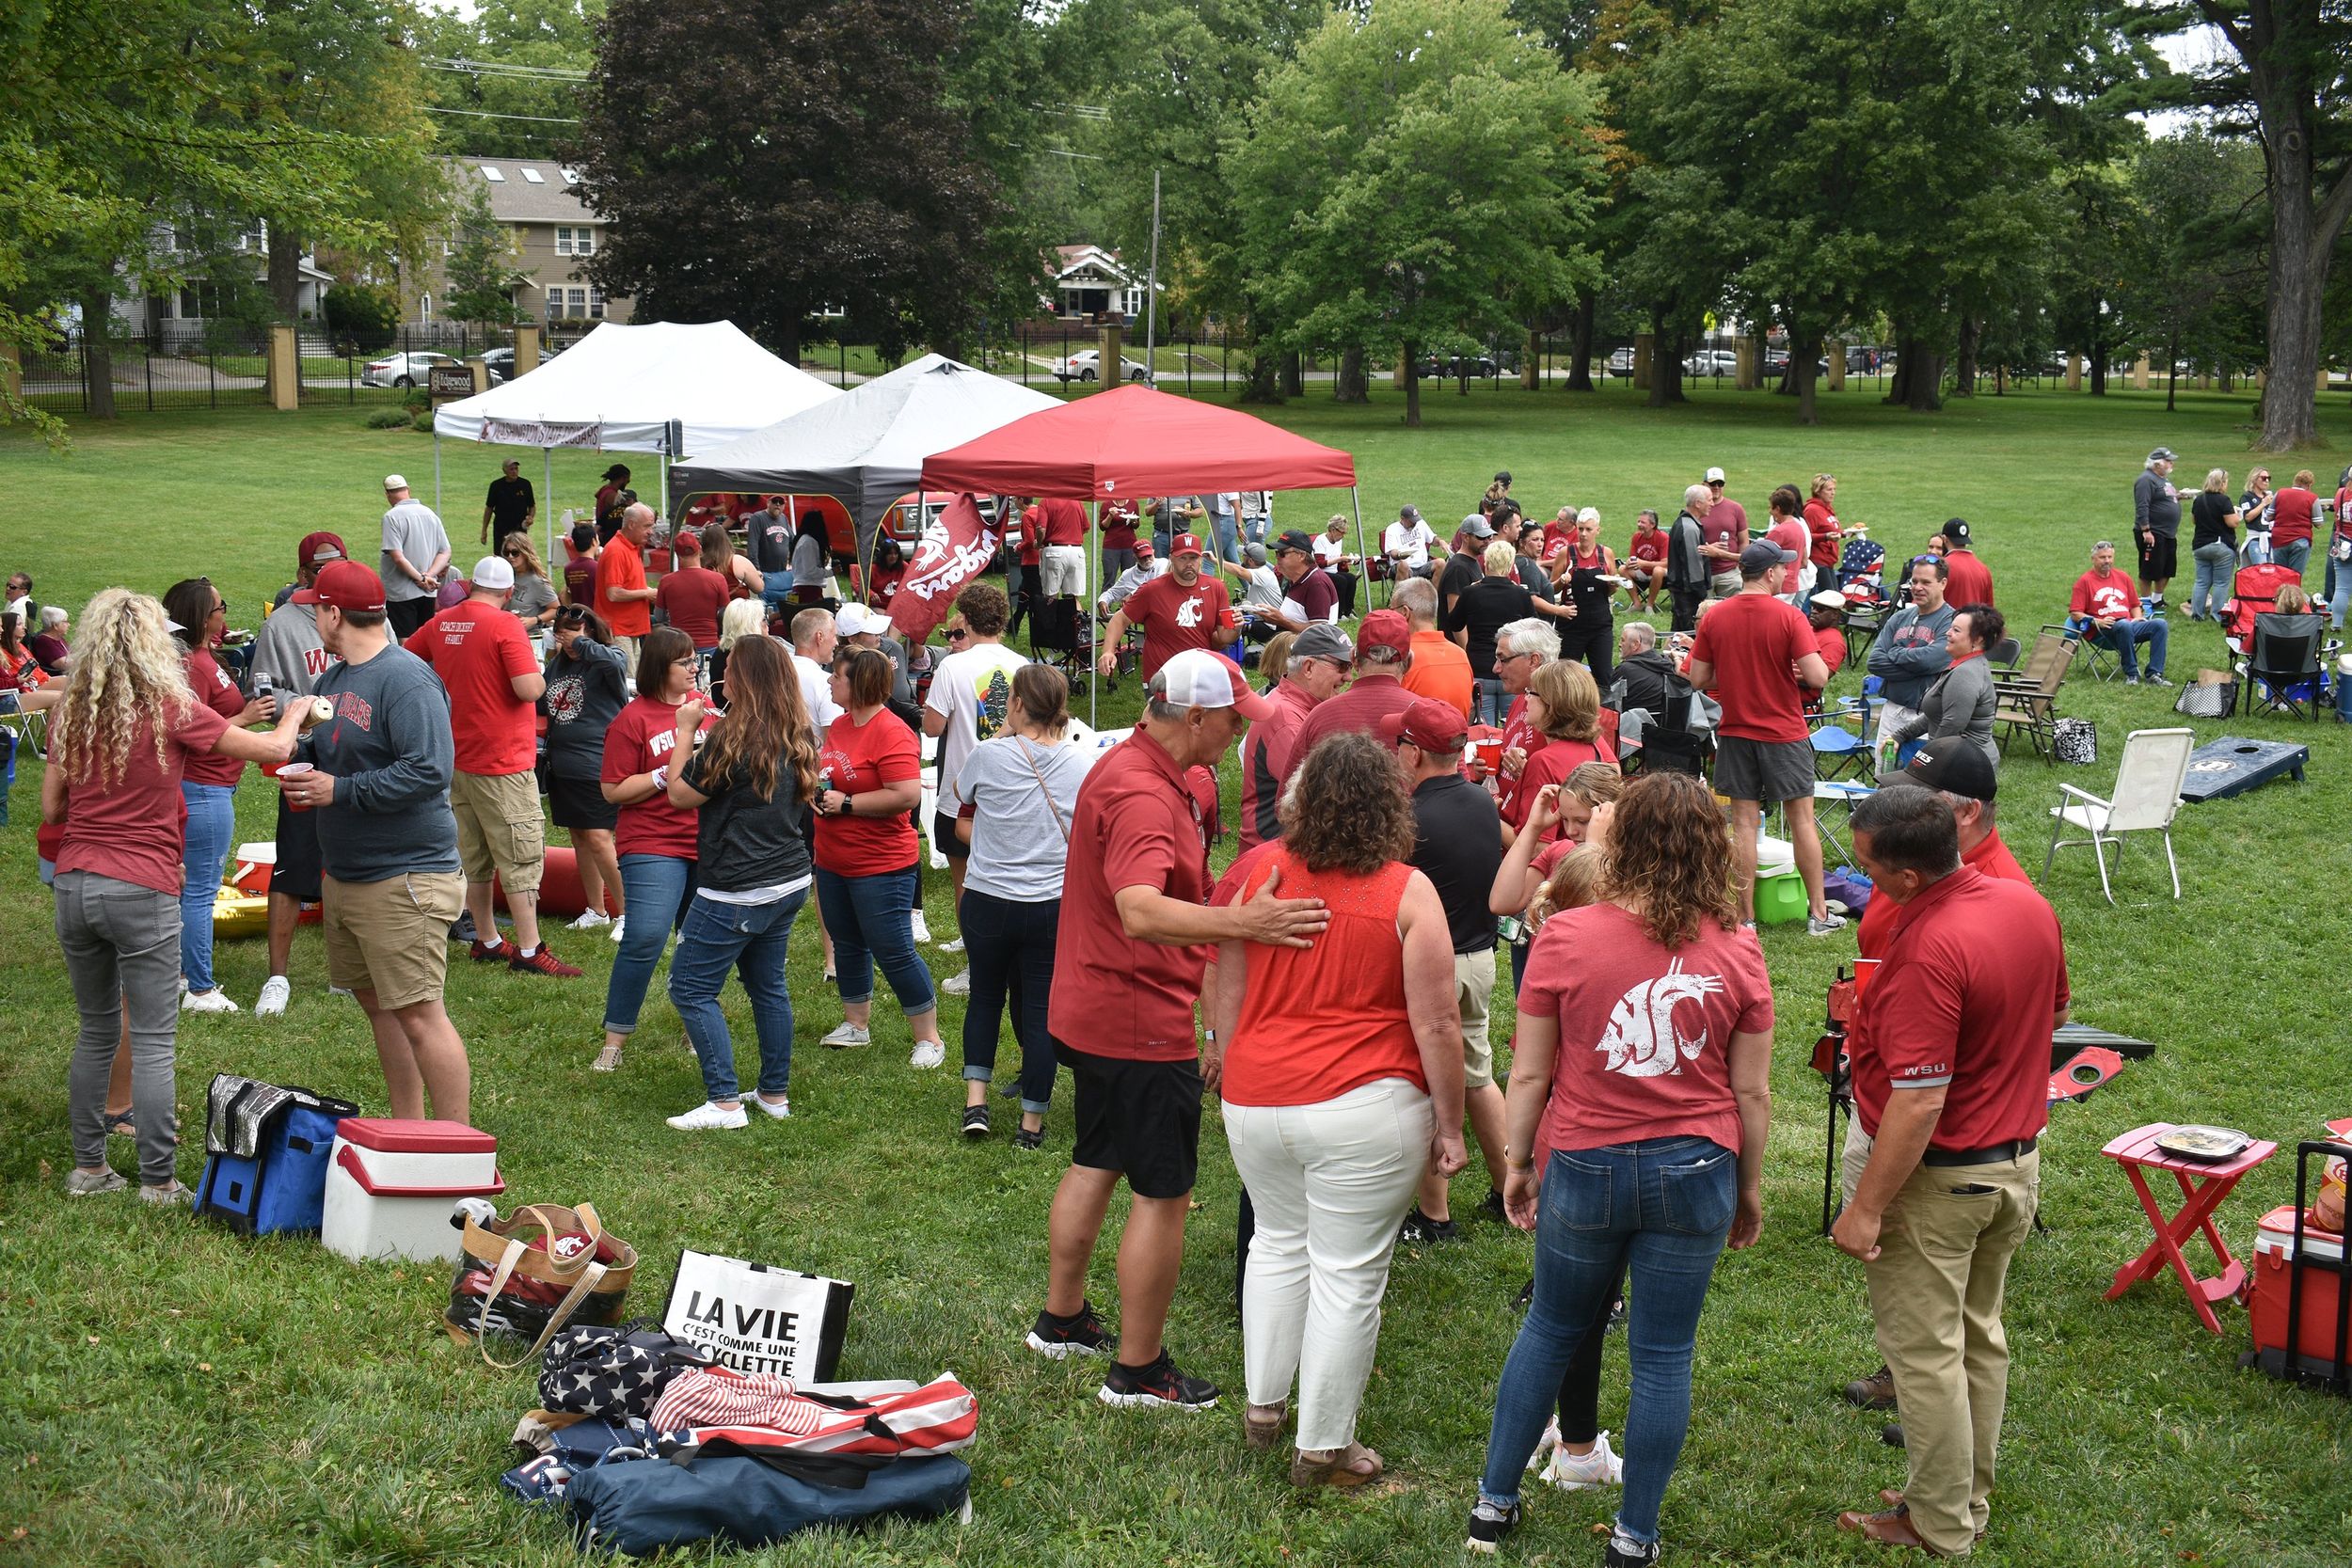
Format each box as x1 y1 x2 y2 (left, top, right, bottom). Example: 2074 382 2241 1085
427 106 582 124
425 55 591 82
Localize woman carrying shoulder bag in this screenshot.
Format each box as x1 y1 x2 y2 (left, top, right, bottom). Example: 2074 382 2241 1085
660 634 820 1130
951 664 1087 1147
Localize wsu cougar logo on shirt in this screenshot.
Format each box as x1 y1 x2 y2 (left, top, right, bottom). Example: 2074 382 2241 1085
1595 960 1725 1077
1174 594 1206 629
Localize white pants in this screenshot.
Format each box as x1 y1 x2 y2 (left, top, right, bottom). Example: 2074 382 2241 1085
1041 545 1087 598
1223 1075 1431 1449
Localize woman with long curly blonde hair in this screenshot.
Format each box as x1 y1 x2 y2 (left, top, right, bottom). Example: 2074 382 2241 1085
1469 771 1772 1561
45 590 305 1203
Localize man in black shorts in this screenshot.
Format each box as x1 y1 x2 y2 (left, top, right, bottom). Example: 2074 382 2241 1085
1025 650 1328 1410
1686 540 1839 934
245 530 345 1018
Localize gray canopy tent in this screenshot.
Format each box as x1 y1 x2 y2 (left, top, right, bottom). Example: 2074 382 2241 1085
664 353 1060 577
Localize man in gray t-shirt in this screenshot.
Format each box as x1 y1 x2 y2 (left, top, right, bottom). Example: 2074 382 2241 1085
379 473 452 640
2133 447 2182 604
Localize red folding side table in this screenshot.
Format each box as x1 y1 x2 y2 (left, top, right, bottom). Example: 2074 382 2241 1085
2101 1122 2278 1334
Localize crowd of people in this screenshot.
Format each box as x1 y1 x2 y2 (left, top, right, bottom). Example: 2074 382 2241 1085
27 442 2312 1565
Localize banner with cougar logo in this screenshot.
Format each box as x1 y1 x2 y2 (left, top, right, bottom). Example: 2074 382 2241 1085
891 493 1001 643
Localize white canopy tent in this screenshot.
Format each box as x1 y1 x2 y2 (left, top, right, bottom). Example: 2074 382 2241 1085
430 320 841 562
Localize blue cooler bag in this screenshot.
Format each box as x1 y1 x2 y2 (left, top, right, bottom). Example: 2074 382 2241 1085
195 1074 360 1236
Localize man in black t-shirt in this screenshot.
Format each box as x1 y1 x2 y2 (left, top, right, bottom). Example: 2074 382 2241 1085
1437 515 1493 632
481 459 536 548
1382 698 1509 1243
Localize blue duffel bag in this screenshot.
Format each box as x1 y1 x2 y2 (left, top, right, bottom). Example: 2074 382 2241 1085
193 1074 359 1236
564 1451 971 1556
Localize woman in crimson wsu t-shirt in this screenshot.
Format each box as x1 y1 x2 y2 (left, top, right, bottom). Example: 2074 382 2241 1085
594 641 717 1069
1470 772 1772 1552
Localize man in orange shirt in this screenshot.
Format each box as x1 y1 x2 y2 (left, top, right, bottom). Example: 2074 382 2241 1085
596 503 658 675
1394 576 1471 719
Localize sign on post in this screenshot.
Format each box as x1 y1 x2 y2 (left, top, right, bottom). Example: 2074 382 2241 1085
427 365 476 402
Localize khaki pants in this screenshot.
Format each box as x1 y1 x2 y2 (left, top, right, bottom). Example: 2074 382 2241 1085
1863 1148 2040 1557
612 634 642 678
1453 947 1496 1089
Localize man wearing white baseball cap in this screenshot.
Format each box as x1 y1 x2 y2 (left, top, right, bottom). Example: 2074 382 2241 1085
379 473 451 641
1028 646 1329 1412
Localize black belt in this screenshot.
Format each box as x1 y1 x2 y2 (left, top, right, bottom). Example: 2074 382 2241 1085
1921 1136 2037 1167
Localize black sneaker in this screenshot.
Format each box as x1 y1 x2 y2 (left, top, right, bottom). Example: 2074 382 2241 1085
1466 1498 1520 1554
961 1103 991 1137
1013 1127 1045 1151
1399 1206 1460 1245
1476 1187 1508 1224
1098 1350 1219 1410
1025 1301 1111 1359
1603 1530 1661 1567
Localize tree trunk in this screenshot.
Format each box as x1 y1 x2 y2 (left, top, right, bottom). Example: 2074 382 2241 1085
776 319 803 368
1280 350 1304 399
267 227 305 323
1645 307 1684 408
1238 348 1282 404
1952 314 1979 398
1890 333 1942 411
2089 333 2106 396
1792 321 1818 426
2166 332 2179 412
2243 24 2344 450
1565 293 1596 390
80 291 117 420
1334 344 1369 403
1403 338 1422 428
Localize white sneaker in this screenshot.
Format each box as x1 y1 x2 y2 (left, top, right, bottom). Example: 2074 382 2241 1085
909 1040 946 1069
1806 912 1848 937
938 936 966 955
940 969 971 997
910 911 932 944
751 1093 791 1120
819 1022 871 1050
568 910 612 930
665 1101 749 1131
1525 1418 1562 1473
182 989 240 1015
611 917 627 944
254 975 292 1018
327 983 355 998
178 974 189 996
1540 1431 1624 1492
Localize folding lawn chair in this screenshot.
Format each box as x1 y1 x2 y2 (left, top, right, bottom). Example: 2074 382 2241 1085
2042 726 2195 903
1807 696 1874 781
1994 637 2076 759
2236 612 2328 720
2053 618 2119 682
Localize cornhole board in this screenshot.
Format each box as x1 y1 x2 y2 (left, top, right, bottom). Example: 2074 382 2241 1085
2051 1022 2155 1066
2177 736 2309 802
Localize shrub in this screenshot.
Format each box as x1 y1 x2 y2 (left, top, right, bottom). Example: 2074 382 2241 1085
411 410 437 432
324 284 401 354
365 408 410 429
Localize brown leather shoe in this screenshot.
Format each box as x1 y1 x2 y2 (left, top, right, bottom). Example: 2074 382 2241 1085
1876 1493 1987 1542
1835 1503 1944 1556
1843 1363 1898 1409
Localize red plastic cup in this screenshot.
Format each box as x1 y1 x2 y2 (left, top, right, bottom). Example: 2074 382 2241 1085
276 761 315 813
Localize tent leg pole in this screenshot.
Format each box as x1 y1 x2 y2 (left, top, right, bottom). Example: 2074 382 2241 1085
1349 486 1370 610
1089 500 1100 733
434 434 442 520
545 447 554 580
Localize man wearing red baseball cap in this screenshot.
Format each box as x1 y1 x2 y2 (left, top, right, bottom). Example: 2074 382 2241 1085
246 530 347 1017
1281 608 1419 791
1097 532 1237 682
285 560 473 1124
1028 647 1327 1412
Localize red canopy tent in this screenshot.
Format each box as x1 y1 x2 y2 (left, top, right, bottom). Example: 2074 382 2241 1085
920 384 1368 724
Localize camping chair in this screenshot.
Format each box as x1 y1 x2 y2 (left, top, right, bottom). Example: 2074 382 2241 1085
1807 696 1874 780
2053 618 2120 682
2236 612 2328 719
2221 562 2302 658
2042 726 2195 903
1993 637 2075 759
1987 634 2023 673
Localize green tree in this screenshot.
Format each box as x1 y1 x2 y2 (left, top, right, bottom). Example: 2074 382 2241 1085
417 0 603 161
574 0 1013 363
2126 131 2268 411
1224 0 1604 428
442 186 531 330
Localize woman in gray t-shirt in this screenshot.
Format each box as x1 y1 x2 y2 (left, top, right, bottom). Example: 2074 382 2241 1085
951 663 1088 1147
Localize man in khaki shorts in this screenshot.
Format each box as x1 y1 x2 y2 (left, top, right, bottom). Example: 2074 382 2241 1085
280 561 472 1123
405 555 580 978
1384 698 1510 1243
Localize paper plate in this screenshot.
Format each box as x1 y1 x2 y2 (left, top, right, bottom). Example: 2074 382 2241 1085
2154 1125 2253 1163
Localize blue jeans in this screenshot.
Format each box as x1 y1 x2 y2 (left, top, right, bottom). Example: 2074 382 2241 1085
816 864 934 1015
1478 1137 1738 1545
758 569 797 619
958 888 1061 1114
1210 510 1242 565
602 852 697 1035
178 780 235 993
2275 539 2312 580
2189 541 2236 622
1474 677 1507 727
2329 551 2351 631
668 884 808 1103
2074 614 2168 679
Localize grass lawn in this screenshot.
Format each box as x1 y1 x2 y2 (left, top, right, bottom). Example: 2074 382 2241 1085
4 382 2351 1566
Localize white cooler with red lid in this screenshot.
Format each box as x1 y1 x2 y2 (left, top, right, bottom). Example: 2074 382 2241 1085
322 1117 503 1262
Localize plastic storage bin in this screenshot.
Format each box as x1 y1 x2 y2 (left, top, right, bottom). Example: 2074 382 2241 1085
1753 870 1808 926
322 1117 503 1263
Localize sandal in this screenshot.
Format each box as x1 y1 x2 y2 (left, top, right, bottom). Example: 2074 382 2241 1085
592 1043 623 1073
961 1103 991 1137
103 1109 136 1139
1244 1403 1287 1452
1290 1441 1383 1490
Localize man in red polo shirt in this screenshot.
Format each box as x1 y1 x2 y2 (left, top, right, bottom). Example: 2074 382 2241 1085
1687 541 1836 932
597 503 658 674
1832 787 2068 1560
1281 609 1419 789
404 556 581 979
1237 622 1350 851
1027 649 1329 1411
1097 533 1236 680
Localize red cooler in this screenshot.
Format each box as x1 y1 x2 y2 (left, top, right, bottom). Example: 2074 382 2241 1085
322 1117 503 1263
2249 1203 2348 1376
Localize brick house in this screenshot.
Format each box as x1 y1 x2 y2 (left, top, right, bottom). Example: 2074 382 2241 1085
406 157 632 333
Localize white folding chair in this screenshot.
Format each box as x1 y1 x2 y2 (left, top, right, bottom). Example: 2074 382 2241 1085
2042 726 2195 903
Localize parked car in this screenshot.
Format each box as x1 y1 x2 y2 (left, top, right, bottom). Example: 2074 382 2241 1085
1604 346 1639 374
1681 349 1738 377
360 350 459 389
1053 349 1153 384
1417 351 1500 379
478 345 560 385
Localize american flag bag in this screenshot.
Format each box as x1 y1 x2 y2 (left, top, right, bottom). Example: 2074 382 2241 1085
653 1367 977 1482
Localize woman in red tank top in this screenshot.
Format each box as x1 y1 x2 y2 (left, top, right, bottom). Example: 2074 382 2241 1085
1209 731 1467 1491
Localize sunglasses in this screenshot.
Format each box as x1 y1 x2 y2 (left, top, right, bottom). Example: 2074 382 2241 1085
945 628 969 641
